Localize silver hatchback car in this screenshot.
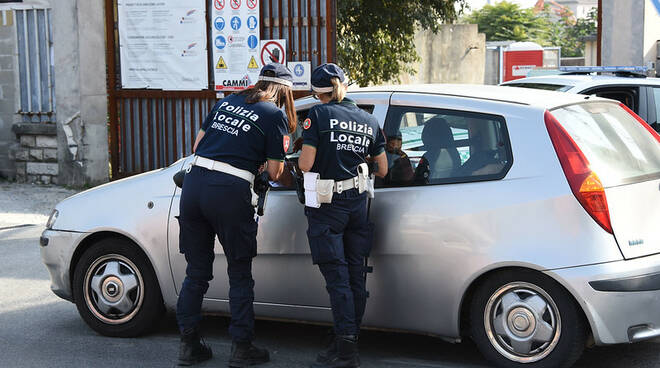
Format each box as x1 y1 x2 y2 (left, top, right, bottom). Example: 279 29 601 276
40 85 660 368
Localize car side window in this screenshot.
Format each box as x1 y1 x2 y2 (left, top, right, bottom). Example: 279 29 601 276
587 86 639 113
653 88 660 130
377 106 513 187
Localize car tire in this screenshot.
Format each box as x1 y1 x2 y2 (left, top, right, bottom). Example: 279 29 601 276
72 237 164 337
469 270 586 368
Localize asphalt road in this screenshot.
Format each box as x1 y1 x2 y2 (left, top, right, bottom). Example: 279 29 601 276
2 224 660 368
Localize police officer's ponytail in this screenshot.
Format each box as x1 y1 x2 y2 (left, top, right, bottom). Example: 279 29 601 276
238 69 297 134
329 77 346 103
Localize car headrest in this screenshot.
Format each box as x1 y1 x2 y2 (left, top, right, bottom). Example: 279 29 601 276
421 116 454 150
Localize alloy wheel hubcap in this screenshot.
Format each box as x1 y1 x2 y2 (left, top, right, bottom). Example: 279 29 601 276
484 282 561 363
83 254 144 325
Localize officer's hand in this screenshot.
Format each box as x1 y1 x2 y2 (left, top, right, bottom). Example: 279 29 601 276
292 137 304 153
253 172 271 195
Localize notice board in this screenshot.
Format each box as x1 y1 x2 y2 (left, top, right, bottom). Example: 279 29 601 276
117 0 208 90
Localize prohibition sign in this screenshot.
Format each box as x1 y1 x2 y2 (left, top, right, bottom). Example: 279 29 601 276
214 0 225 11
261 40 285 65
230 0 241 10
247 0 258 9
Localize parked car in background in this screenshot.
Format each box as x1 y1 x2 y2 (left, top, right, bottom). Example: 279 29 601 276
502 66 660 132
40 85 660 368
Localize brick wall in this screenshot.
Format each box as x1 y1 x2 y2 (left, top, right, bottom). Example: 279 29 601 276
12 123 58 184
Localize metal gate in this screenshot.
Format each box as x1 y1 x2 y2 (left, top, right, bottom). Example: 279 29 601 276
106 0 336 178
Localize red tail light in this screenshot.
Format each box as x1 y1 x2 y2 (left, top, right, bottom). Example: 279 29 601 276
619 102 660 144
544 110 613 234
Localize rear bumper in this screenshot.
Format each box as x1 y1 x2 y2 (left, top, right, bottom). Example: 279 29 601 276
548 252 660 345
39 229 86 302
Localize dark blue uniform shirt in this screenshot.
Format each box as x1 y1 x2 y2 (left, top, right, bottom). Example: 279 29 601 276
196 93 289 175
302 98 385 181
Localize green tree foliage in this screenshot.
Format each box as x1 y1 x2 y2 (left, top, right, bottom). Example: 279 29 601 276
462 1 551 43
545 8 597 57
337 0 467 86
462 2 597 57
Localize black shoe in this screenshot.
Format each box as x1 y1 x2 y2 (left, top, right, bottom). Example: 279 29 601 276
228 341 270 367
311 335 360 368
315 332 337 364
178 327 213 366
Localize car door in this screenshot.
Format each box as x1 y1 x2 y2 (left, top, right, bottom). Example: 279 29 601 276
362 92 516 333
167 92 392 319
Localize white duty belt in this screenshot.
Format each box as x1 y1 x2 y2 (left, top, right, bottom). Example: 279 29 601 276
191 156 255 184
333 176 359 193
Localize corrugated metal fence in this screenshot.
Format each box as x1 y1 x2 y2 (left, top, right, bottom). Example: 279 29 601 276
16 8 55 123
106 0 336 178
261 0 335 66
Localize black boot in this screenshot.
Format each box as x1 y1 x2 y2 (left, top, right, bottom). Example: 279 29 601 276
228 341 270 367
178 327 213 366
311 335 360 368
315 331 337 364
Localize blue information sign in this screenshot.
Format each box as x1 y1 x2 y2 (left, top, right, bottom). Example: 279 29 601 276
215 35 227 49
247 35 258 49
247 16 258 30
230 16 241 30
294 63 304 77
214 17 225 31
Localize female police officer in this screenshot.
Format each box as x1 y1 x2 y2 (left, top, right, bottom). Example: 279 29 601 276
176 63 296 367
298 63 388 368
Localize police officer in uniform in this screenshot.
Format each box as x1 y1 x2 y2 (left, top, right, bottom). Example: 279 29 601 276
176 63 297 367
298 63 388 368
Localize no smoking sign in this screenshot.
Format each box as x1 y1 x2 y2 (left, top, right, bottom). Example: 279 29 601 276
260 39 286 66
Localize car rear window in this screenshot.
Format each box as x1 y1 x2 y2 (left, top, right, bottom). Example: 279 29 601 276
505 83 573 92
551 102 660 186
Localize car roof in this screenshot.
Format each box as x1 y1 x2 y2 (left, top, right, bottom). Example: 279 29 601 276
349 83 603 109
502 75 660 91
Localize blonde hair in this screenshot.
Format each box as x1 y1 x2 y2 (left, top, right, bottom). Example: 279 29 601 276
319 77 346 103
238 72 298 134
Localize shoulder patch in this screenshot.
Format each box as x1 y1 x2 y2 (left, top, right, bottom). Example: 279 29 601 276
283 136 291 152
303 118 312 130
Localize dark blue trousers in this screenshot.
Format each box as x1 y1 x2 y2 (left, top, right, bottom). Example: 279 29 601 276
176 166 258 343
304 189 374 336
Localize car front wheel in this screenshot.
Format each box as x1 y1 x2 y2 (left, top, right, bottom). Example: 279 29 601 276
72 237 164 337
470 270 586 368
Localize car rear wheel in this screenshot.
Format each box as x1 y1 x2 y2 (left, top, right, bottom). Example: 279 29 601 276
469 270 586 368
72 237 164 337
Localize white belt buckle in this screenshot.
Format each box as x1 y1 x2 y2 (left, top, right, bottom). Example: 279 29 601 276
336 181 343 194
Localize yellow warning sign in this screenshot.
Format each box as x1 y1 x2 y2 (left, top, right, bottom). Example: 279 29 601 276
216 56 227 69
247 56 259 69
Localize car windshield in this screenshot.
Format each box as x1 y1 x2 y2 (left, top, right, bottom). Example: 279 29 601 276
551 102 660 186
505 82 573 92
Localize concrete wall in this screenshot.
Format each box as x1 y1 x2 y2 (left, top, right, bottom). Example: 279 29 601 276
52 0 109 186
601 0 645 66
0 0 108 186
584 39 597 66
644 0 660 67
399 24 486 85
0 10 17 179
